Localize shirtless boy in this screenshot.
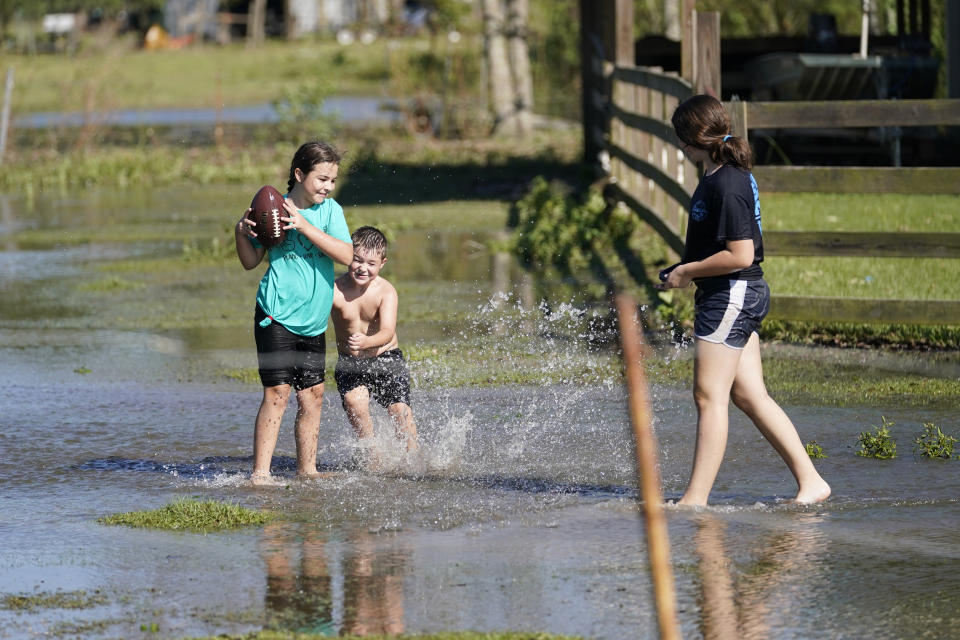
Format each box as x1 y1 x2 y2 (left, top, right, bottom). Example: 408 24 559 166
331 226 418 462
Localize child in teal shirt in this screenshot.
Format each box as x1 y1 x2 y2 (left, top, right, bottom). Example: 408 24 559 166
235 141 353 483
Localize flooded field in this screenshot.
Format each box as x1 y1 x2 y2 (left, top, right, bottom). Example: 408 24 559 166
0 186 958 639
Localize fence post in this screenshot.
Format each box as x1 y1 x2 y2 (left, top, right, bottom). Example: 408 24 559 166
0 67 13 166
695 11 721 97
580 1 605 171
949 0 960 99
681 0 696 83
613 0 634 66
728 96 747 138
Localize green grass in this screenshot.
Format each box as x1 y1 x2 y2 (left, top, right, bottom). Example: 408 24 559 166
0 589 107 612
763 192 959 233
760 192 960 302
704 191 960 302
764 256 960 300
645 351 960 408
0 37 466 113
98 498 275 533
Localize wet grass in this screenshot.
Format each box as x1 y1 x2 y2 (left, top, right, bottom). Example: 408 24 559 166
645 350 960 408
0 589 107 612
98 498 274 533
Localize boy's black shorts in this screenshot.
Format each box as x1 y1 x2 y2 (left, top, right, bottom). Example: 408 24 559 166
334 349 411 408
254 305 326 390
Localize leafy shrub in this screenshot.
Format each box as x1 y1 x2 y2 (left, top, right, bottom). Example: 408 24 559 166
271 79 337 144
856 416 897 459
913 422 957 459
510 177 633 276
805 441 827 458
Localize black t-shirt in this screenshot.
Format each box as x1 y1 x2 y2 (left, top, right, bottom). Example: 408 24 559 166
681 165 764 285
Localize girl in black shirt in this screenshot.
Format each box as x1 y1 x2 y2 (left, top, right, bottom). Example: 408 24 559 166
657 95 830 506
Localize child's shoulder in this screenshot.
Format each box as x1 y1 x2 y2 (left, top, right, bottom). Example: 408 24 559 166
375 275 398 296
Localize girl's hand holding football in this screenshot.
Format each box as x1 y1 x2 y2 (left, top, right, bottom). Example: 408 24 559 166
237 208 257 238
280 198 307 231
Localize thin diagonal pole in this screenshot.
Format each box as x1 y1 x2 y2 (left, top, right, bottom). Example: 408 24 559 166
615 292 681 640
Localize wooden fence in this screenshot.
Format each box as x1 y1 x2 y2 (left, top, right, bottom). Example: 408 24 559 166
586 2 960 327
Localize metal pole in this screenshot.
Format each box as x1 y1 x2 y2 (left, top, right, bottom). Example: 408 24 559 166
615 292 682 640
0 67 14 165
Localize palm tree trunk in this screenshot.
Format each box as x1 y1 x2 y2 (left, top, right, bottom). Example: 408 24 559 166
247 0 266 46
481 0 516 134
505 0 533 136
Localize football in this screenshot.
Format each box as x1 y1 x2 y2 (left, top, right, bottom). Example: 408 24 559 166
247 185 286 248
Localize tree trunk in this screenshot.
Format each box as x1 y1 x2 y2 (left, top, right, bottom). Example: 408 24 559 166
481 0 516 135
284 0 296 40
505 0 533 136
664 0 681 41
247 0 266 46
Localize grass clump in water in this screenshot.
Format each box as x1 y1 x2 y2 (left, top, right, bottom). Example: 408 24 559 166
913 422 957 459
99 498 274 533
856 416 898 459
805 441 827 458
0 589 107 611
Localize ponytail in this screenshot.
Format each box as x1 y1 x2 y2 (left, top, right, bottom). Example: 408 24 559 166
716 133 753 170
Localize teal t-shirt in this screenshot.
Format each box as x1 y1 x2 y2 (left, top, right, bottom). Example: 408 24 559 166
253 197 351 337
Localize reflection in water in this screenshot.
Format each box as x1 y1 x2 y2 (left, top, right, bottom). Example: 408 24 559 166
0 195 14 252
342 529 406 636
693 514 827 640
260 522 408 637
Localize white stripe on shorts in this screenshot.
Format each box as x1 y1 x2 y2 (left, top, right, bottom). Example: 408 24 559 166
699 279 747 345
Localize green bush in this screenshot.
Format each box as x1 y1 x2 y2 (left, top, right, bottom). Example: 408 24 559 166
805 441 827 458
913 422 957 459
856 416 897 459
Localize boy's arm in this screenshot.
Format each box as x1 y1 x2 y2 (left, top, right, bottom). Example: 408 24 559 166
347 285 399 352
280 200 353 266
235 209 266 270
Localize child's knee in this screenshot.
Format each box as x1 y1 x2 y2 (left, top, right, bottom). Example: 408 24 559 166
342 388 370 412
264 385 291 404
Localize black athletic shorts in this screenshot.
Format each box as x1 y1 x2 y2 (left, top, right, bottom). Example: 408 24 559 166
254 305 326 390
334 349 411 408
694 279 770 349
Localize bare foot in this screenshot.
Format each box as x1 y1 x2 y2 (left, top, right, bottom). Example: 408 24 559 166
297 471 339 480
795 480 831 504
673 499 707 508
674 492 708 507
250 471 276 486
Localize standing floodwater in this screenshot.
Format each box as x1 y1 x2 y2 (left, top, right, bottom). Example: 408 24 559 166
0 186 958 639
